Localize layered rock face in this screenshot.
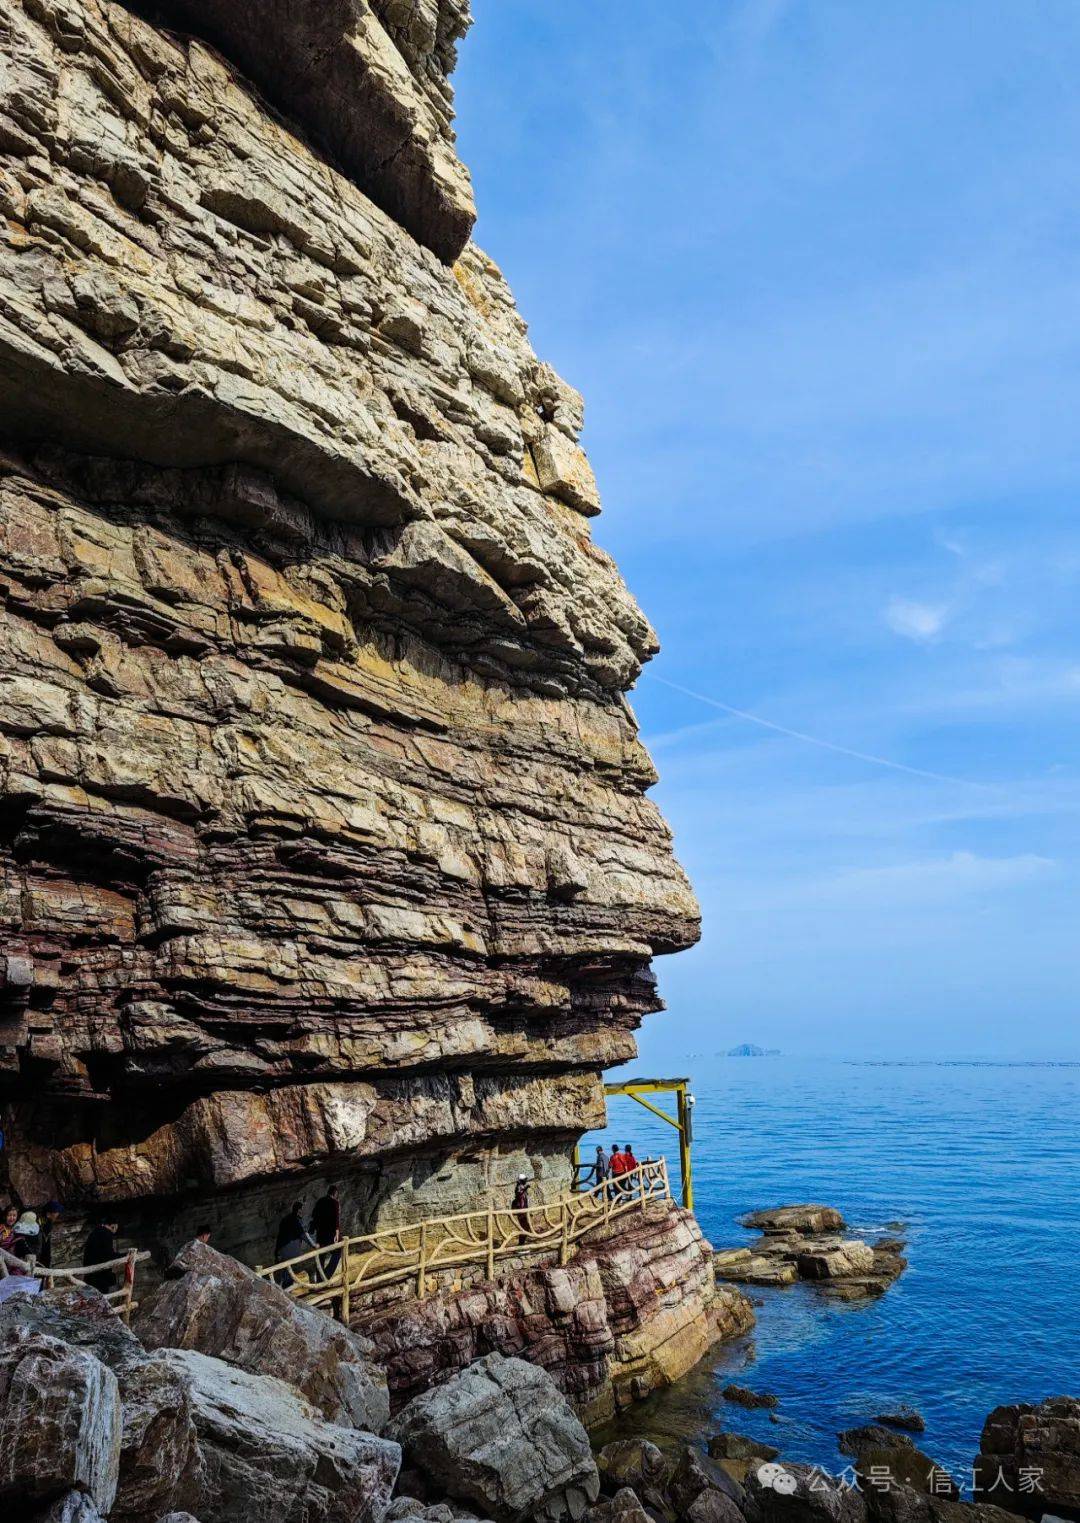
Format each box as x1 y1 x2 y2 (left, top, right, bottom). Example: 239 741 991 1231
0 0 698 1247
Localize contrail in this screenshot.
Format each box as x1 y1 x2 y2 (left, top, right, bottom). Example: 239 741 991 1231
647 674 992 789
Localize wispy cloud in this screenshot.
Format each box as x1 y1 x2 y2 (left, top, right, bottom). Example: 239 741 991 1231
884 597 951 642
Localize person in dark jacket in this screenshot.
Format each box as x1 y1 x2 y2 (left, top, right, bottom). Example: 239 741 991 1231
311 1186 342 1280
274 1201 316 1286
83 1219 120 1293
36 1201 62 1269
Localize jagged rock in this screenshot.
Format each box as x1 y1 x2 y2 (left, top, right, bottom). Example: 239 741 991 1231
136 1240 389 1433
723 1387 779 1411
740 1209 847 1236
0 1330 121 1515
974 1396 1080 1515
797 1244 876 1281
708 1435 781 1485
853 1449 959 1503
0 1287 203 1522
743 1463 866 1523
157 1347 399 1523
670 1447 747 1523
387 1353 599 1522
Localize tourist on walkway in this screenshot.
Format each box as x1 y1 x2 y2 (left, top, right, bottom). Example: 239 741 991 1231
510 1174 531 1243
35 1201 62 1269
82 1219 121 1293
0 1204 20 1262
311 1186 342 1280
621 1143 640 1194
11 1211 41 1263
591 1146 610 1188
274 1201 318 1286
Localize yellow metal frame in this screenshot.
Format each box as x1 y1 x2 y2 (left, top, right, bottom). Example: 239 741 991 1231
602 1077 694 1210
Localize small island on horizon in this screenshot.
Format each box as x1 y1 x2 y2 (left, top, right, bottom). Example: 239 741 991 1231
727 1043 782 1057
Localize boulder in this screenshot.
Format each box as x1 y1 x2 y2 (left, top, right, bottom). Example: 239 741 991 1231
708 1435 781 1484
669 1448 746 1523
137 1241 389 1433
0 1289 202 1522
875 1413 926 1436
157 1349 399 1523
0 1331 121 1515
797 1245 876 1282
837 1430 915 1459
743 1463 866 1523
387 1353 599 1522
854 1449 959 1505
723 1387 780 1411
974 1395 1080 1515
740 1209 847 1236
587 1490 652 1523
29 1492 108 1523
596 1440 670 1495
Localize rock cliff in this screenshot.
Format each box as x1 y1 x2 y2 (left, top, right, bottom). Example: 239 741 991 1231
0 0 699 1258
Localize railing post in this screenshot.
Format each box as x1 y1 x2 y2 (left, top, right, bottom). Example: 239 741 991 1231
486 1203 495 1281
123 1250 136 1324
417 1223 428 1299
339 1238 351 1324
559 1199 571 1266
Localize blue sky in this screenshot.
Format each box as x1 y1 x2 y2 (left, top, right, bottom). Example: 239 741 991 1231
455 1 1080 1060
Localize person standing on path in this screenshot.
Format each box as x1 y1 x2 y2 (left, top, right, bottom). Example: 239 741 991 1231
36 1201 62 1269
274 1200 317 1287
82 1219 121 1293
311 1185 342 1280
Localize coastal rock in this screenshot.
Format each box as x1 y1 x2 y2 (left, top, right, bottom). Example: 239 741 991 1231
0 1330 121 1515
388 1354 598 1522
743 1463 866 1523
974 1396 1080 1515
708 1434 781 1486
796 1244 876 1282
854 1449 959 1503
837 1429 916 1459
360 1202 753 1422
670 1447 747 1523
136 1240 389 1433
157 1348 399 1523
740 1209 847 1237
876 1413 927 1437
586 1490 652 1523
596 1440 670 1494
723 1386 779 1410
30 1493 109 1523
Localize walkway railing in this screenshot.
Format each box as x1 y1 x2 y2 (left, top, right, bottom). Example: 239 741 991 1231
0 1245 149 1324
257 1157 672 1319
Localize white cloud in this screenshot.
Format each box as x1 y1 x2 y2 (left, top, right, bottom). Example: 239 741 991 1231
884 596 951 641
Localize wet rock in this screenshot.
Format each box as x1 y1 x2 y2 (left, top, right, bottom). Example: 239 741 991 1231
0 1330 121 1515
158 1348 399 1523
740 1208 847 1236
797 1244 876 1281
723 1387 780 1411
137 1240 389 1433
708 1435 781 1485
30 1494 108 1523
974 1395 1080 1515
875 1413 927 1436
854 1449 959 1503
387 1353 599 1522
837 1429 916 1459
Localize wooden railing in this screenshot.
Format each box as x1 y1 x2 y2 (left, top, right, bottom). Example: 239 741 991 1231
257 1157 672 1319
0 1244 149 1324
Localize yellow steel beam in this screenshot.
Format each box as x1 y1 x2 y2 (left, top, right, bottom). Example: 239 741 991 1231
603 1078 693 1211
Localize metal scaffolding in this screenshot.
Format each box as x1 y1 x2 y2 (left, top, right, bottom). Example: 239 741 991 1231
601 1076 695 1210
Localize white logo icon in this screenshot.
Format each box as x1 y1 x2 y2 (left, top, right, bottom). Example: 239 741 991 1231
758 1464 798 1495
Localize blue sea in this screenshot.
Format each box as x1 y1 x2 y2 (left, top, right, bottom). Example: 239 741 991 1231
586 1058 1080 1485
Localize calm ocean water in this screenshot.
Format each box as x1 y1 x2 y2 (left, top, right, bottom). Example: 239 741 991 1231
586 1058 1080 1482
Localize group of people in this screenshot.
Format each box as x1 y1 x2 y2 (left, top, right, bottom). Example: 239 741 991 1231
587 1143 640 1192
0 1201 64 1271
273 1187 342 1285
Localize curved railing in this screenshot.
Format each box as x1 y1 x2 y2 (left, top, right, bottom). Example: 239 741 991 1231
256 1157 672 1318
0 1244 150 1323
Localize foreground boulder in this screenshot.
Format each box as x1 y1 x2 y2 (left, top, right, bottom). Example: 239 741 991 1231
717 1207 907 1300
974 1395 1080 1515
0 1290 201 1522
158 1349 398 1523
137 1241 389 1433
741 1208 847 1236
743 1462 866 1523
388 1354 599 1522
0 1330 121 1516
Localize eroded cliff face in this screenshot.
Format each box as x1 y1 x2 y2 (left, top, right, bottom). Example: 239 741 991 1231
0 0 699 1239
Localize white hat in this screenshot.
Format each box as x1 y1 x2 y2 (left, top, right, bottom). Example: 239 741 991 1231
517 1174 528 1183
14 1212 38 1236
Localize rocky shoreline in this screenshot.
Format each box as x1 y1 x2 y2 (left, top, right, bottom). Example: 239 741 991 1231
1 1236 1075 1523
714 1204 908 1300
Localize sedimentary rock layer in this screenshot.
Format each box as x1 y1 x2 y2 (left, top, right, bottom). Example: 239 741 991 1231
0 0 699 1230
